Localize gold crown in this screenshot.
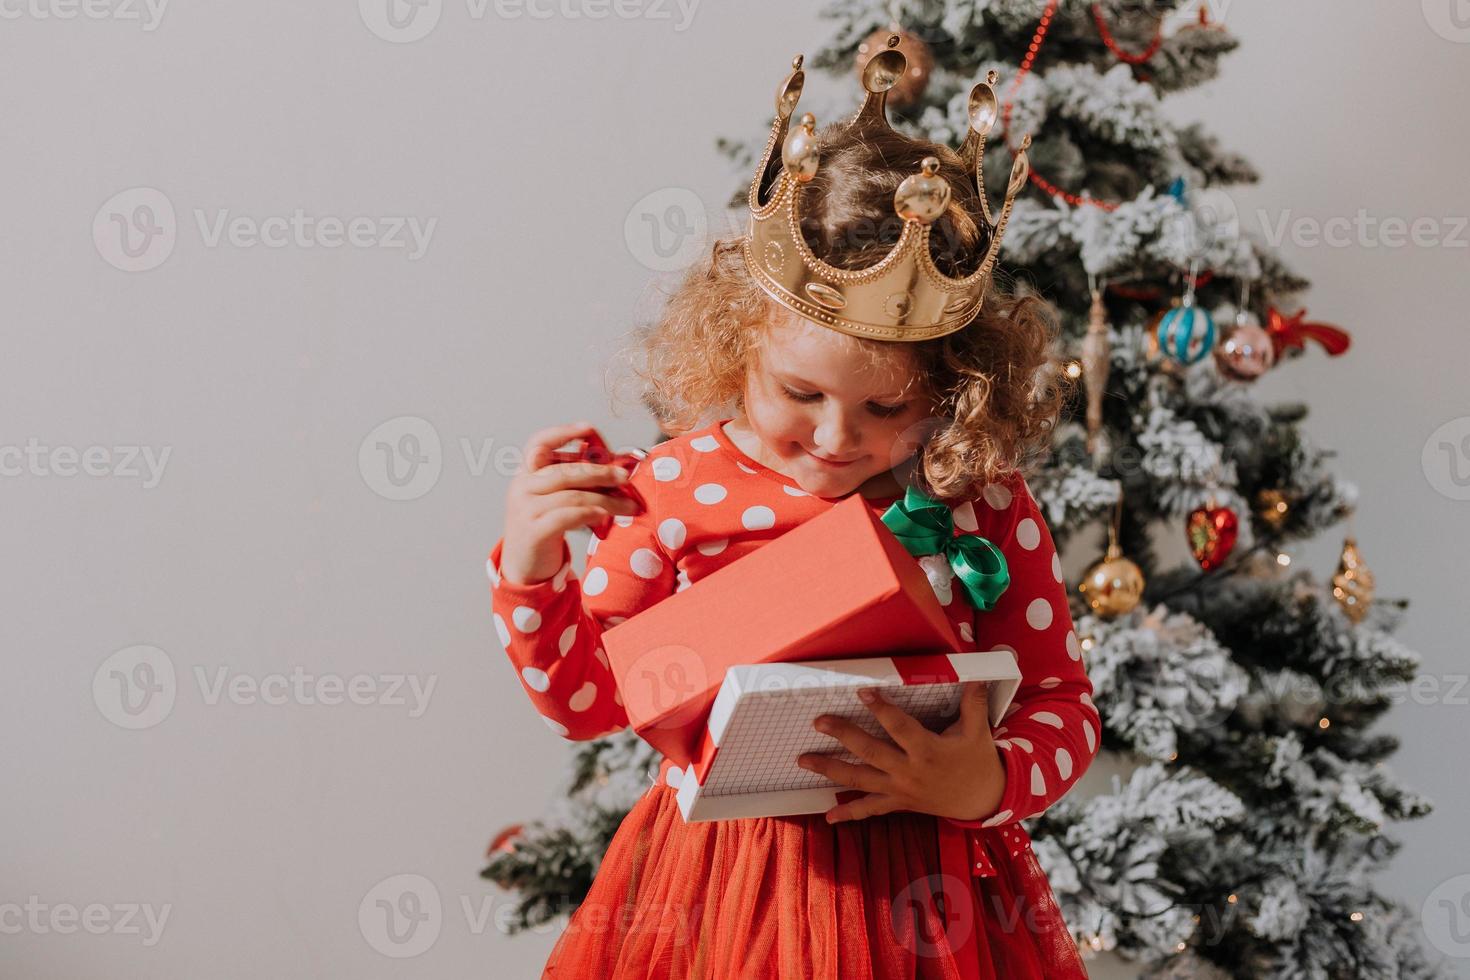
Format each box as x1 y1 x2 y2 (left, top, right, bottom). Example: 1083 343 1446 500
740 35 1032 342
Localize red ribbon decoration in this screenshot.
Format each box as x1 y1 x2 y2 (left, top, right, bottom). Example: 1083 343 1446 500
1265 307 1352 358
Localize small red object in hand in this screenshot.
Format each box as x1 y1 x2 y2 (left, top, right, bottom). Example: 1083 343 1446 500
547 429 647 537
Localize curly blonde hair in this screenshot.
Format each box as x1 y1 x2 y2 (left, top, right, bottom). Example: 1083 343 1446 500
611 122 1071 501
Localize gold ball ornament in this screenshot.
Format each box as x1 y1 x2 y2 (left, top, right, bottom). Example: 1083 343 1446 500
854 28 934 110
1332 536 1375 623
1078 544 1146 618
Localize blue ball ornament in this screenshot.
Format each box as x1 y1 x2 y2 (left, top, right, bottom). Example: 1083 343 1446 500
1156 302 1217 366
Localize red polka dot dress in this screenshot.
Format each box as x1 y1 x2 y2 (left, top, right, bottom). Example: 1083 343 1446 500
486 418 1099 979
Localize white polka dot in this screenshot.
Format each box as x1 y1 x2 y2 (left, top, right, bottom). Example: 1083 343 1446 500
1065 630 1081 660
696 537 727 556
983 483 1013 510
1080 692 1094 709
994 738 1010 749
558 625 577 656
543 717 569 737
691 435 719 452
741 505 776 530
485 558 500 586
958 622 974 643
568 682 598 712
552 562 571 592
1083 719 1096 751
665 765 683 788
652 457 682 481
736 462 758 475
952 501 978 532
593 647 609 669
1051 552 1062 583
614 515 634 528
658 518 687 550
1029 763 1046 797
1032 711 1064 729
512 606 542 633
1056 747 1073 780
694 483 727 504
628 548 663 580
583 567 609 596
586 535 599 556
1008 737 1034 753
980 809 1012 828
992 726 1008 737
1038 676 1061 689
992 644 1018 658
1016 518 1041 550
603 616 626 627
782 485 809 497
1026 598 1053 631
675 569 691 592
493 614 510 647
521 667 550 692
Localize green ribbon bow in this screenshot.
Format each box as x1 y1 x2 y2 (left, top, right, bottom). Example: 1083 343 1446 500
881 486 1010 612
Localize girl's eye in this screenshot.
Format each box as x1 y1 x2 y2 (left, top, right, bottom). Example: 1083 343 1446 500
781 386 822 404
781 386 908 417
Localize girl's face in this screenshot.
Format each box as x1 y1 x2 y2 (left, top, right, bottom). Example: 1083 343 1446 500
735 310 938 499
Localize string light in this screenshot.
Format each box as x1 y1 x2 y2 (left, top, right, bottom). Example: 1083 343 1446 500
1276 553 1291 567
1318 717 1331 730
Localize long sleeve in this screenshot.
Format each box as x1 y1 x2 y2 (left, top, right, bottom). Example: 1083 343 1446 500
950 470 1102 829
486 454 677 741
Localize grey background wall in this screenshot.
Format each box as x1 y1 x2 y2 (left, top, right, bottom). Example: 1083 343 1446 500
2 2 1466 977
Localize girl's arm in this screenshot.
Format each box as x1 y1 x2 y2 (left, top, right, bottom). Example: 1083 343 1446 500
486 455 675 740
949 470 1102 829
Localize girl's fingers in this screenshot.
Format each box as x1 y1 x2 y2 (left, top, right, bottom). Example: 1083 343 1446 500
522 421 598 474
536 505 617 537
541 488 641 517
800 755 888 794
526 461 630 495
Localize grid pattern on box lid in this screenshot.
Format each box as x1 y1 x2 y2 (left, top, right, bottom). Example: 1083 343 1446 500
700 682 964 799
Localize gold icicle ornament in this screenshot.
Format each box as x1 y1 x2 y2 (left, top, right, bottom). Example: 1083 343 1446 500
1332 536 1375 623
1082 285 1112 458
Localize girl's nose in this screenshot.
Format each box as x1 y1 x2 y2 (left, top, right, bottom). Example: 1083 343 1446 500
814 410 862 457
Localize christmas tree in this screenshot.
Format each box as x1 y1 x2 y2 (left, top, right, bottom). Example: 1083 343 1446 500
483 2 1441 975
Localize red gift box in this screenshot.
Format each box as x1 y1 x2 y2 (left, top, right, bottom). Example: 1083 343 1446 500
602 493 965 768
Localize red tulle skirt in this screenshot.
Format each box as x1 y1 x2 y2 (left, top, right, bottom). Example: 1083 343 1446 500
541 782 1090 979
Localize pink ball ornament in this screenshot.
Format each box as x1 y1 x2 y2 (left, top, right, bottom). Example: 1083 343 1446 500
1214 311 1276 382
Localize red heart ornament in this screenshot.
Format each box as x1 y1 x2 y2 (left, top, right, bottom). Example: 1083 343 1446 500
1187 504 1239 571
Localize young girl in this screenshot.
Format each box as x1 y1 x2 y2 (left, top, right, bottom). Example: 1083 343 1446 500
486 41 1099 979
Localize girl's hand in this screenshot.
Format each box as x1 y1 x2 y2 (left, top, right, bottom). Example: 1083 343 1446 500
796 681 1006 824
499 421 643 586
